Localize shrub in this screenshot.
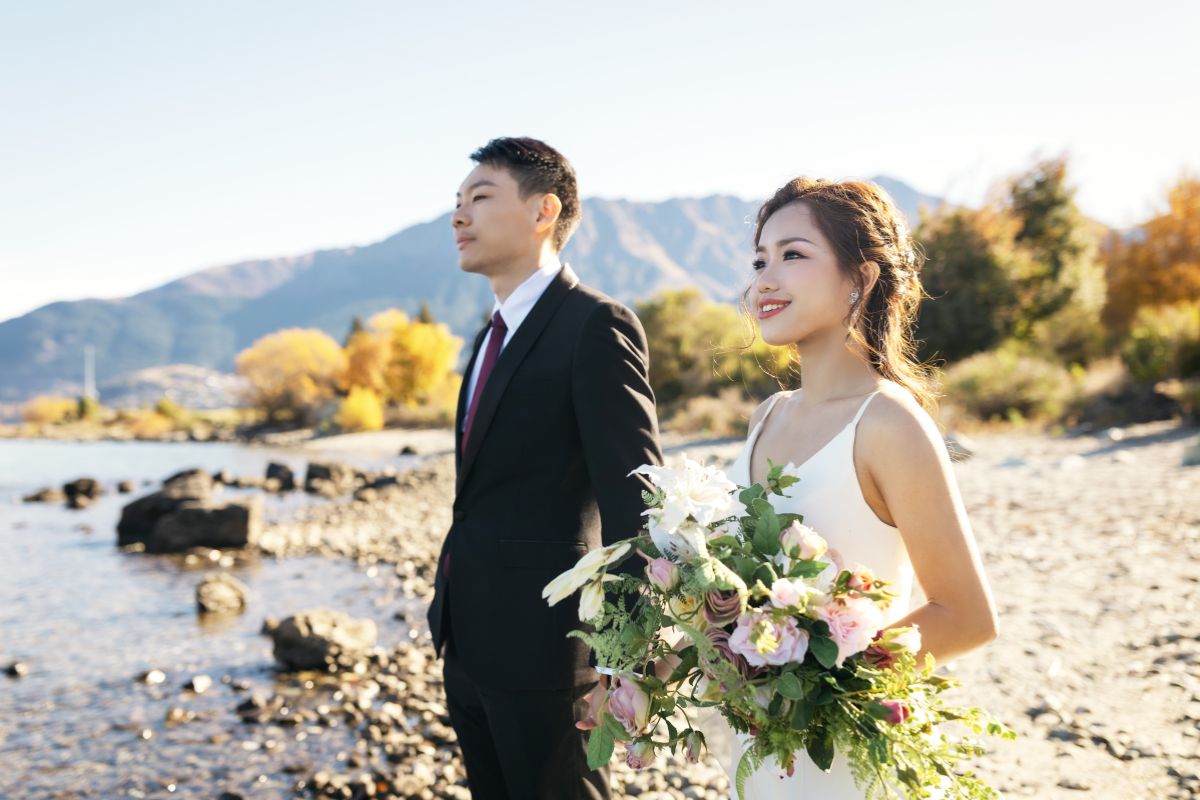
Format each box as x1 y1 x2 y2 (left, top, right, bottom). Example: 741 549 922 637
942 346 1076 422
1120 302 1200 383
22 395 77 425
336 387 385 433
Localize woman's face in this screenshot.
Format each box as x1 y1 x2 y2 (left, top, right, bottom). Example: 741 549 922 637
748 202 856 347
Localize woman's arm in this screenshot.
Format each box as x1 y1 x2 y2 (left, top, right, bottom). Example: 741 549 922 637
858 392 998 664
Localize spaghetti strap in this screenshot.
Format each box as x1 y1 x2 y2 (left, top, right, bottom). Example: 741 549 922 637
754 393 786 431
849 390 882 426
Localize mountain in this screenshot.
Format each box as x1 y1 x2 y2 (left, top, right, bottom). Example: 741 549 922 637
0 178 943 402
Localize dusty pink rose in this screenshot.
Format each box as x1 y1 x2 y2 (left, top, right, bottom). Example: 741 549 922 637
646 557 680 592
879 700 911 725
862 641 895 669
608 676 650 738
814 595 884 667
779 521 827 561
702 589 743 627
728 610 810 667
703 626 754 681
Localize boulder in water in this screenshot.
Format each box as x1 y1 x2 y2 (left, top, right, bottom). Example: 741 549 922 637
269 608 377 671
196 572 250 614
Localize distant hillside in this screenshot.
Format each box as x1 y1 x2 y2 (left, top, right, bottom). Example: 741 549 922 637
0 178 942 401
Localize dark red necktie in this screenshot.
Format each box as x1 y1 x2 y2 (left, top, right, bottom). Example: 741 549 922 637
445 311 506 581
461 310 507 451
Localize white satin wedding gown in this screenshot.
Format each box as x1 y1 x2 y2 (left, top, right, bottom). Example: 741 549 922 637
702 388 923 799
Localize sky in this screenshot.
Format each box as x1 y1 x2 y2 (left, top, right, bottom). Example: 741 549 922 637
1 0 1196 323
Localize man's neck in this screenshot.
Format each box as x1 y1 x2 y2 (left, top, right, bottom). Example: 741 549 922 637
490 250 559 304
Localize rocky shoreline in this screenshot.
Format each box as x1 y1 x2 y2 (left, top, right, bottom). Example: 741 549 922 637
8 421 1199 798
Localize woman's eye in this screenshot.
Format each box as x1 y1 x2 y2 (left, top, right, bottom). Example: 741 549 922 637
783 250 805 260
751 259 766 271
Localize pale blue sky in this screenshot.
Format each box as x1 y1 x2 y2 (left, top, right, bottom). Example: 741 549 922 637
1 0 1195 323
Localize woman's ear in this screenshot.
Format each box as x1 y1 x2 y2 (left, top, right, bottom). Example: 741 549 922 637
859 260 881 298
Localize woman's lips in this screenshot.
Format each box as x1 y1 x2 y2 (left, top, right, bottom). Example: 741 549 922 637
758 302 791 320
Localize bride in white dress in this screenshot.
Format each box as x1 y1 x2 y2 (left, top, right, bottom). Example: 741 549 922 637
700 178 999 799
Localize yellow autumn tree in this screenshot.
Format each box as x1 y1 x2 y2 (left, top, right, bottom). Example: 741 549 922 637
235 328 347 425
341 329 392 395
336 386 385 432
386 319 462 406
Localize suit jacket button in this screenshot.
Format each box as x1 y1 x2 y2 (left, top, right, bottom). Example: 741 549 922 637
453 510 464 521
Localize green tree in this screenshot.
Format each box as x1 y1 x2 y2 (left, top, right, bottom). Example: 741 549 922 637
915 208 1021 363
1004 158 1107 362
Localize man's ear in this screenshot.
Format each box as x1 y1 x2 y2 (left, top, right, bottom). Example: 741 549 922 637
534 193 563 238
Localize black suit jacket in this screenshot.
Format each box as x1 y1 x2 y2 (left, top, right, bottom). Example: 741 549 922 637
427 265 663 692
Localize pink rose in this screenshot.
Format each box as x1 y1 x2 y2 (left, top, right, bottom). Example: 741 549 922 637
768 577 810 611
646 557 680 592
702 589 743 627
779 522 827 561
625 739 656 770
608 676 651 739
879 700 910 725
815 596 884 667
728 610 810 667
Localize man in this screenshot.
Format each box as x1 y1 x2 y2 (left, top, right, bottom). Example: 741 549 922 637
426 137 663 799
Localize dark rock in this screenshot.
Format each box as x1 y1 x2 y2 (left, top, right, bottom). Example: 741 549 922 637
270 609 378 671
5 661 29 678
212 470 235 486
162 468 215 497
117 480 136 494
147 497 263 553
63 477 102 501
266 462 296 492
304 462 360 494
400 445 418 456
22 487 65 503
197 572 250 614
119 493 201 547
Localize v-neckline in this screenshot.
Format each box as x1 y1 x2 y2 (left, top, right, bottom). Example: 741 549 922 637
745 390 878 487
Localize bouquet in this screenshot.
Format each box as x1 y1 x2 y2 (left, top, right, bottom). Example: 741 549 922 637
542 457 1013 799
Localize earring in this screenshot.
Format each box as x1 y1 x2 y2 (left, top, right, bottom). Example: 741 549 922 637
849 291 860 305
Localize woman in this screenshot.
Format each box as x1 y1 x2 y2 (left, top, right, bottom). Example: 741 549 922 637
708 178 998 797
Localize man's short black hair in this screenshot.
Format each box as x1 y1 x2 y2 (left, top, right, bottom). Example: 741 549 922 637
470 137 581 252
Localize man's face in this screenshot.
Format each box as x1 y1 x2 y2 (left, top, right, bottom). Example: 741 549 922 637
451 163 541 275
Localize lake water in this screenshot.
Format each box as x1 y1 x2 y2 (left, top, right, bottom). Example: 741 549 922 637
0 439 422 799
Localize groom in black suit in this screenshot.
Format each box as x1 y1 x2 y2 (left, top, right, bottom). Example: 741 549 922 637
427 137 663 799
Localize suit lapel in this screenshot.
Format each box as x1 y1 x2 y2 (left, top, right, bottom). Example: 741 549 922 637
457 264 580 494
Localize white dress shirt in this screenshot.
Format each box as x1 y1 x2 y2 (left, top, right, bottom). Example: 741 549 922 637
462 258 563 428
